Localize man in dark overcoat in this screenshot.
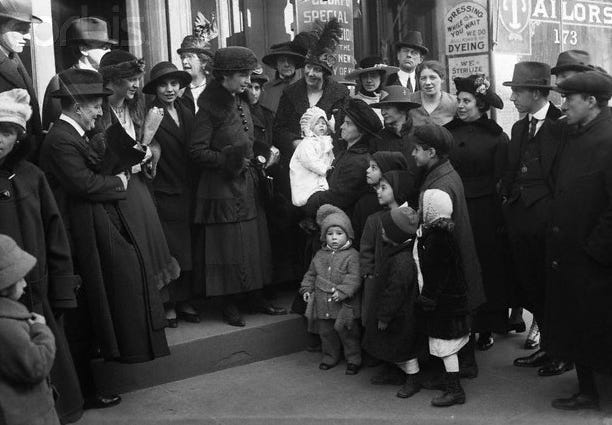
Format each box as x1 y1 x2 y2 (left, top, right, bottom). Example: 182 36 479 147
385 31 427 92
500 62 571 377
0 1 43 161
545 71 612 411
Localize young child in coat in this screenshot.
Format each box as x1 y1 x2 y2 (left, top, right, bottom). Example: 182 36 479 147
289 106 334 207
415 189 470 407
0 235 60 425
361 206 422 399
300 204 362 374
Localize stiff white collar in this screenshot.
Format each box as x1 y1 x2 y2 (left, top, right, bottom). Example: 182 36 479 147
59 114 86 137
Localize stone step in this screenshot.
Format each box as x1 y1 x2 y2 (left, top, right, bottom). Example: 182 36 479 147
91 292 309 395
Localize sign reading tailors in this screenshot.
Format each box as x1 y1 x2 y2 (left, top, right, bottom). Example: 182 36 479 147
295 0 355 76
445 2 489 55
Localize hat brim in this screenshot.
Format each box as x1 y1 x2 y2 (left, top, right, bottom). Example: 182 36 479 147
262 51 306 68
346 65 400 80
370 99 421 109
142 70 192 94
502 81 554 89
0 12 42 24
550 64 592 75
68 37 118 46
177 47 214 57
50 87 114 98
0 246 36 290
394 42 429 56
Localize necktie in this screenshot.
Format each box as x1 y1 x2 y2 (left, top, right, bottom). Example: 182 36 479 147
406 77 413 92
529 117 538 139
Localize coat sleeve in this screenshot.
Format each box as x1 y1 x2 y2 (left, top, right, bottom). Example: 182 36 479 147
39 174 80 310
500 124 520 198
376 256 412 323
188 107 224 169
294 139 332 177
46 138 126 202
303 153 369 216
299 255 318 294
419 232 453 302
0 321 56 385
273 92 301 160
584 150 612 266
358 215 377 276
41 75 61 132
335 251 361 298
494 132 509 184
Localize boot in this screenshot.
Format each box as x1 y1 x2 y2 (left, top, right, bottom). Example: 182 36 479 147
431 372 466 407
524 320 540 350
396 373 421 398
459 335 478 378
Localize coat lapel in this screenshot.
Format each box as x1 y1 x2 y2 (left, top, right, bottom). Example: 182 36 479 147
0 52 25 88
539 102 563 175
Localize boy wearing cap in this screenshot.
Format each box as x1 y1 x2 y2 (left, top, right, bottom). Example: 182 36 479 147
0 234 60 425
412 124 484 378
545 71 612 411
500 62 571 377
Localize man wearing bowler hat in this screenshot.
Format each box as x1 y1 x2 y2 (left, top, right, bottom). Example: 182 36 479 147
42 17 117 130
545 70 612 411
40 68 127 411
500 62 572 377
259 40 306 114
0 0 43 161
386 31 428 92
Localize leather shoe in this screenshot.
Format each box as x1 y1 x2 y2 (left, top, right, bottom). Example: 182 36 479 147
84 395 121 410
477 333 494 351
177 311 201 323
222 304 245 327
253 304 288 315
319 362 336 370
538 360 574 377
345 363 360 375
524 338 540 350
552 393 599 410
513 349 550 367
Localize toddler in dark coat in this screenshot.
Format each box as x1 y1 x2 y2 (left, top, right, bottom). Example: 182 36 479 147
361 206 422 399
415 189 470 407
0 235 60 425
300 204 362 374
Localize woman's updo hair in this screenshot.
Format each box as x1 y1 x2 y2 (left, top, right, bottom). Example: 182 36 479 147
416 60 446 80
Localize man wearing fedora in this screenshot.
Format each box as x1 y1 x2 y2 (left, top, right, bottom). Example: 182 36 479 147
0 0 43 161
40 69 130 411
42 17 117 131
545 70 612 411
259 41 306 114
500 62 572 378
385 31 428 92
551 50 592 85
177 34 213 114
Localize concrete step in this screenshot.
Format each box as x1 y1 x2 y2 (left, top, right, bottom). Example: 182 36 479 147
92 291 309 395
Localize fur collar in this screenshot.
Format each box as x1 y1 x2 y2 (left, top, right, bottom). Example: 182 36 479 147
200 79 250 111
0 297 31 320
445 114 503 136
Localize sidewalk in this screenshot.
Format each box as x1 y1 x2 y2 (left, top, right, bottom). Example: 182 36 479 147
80 328 611 425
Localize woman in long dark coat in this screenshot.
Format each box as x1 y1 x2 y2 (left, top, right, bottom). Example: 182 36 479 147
143 62 199 327
189 47 285 327
0 89 83 423
445 74 512 350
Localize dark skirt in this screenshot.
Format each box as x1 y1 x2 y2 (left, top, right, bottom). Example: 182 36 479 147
466 194 512 333
200 202 272 297
423 312 471 340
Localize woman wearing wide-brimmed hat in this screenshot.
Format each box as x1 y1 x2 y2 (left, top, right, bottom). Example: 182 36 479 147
347 56 398 123
143 61 200 328
189 46 286 327
259 40 306 113
97 49 181 323
409 60 457 127
445 74 515 352
177 34 214 114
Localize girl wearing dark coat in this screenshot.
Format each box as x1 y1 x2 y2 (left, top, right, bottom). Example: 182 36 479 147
446 74 513 350
143 62 199 327
362 206 421 399
0 89 83 423
416 189 470 407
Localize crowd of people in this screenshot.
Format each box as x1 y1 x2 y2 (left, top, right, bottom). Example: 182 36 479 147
0 3 611 424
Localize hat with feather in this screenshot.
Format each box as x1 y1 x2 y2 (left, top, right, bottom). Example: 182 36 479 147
294 17 342 75
177 11 216 58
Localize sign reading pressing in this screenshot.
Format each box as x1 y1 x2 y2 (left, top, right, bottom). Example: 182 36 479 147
445 2 489 55
295 0 355 76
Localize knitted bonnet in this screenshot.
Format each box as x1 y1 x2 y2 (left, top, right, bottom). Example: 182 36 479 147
300 106 329 137
422 189 453 224
380 206 419 244
0 89 32 131
316 204 354 242
0 234 36 291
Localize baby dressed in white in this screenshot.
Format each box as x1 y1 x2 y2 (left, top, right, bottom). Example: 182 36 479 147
290 106 335 207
